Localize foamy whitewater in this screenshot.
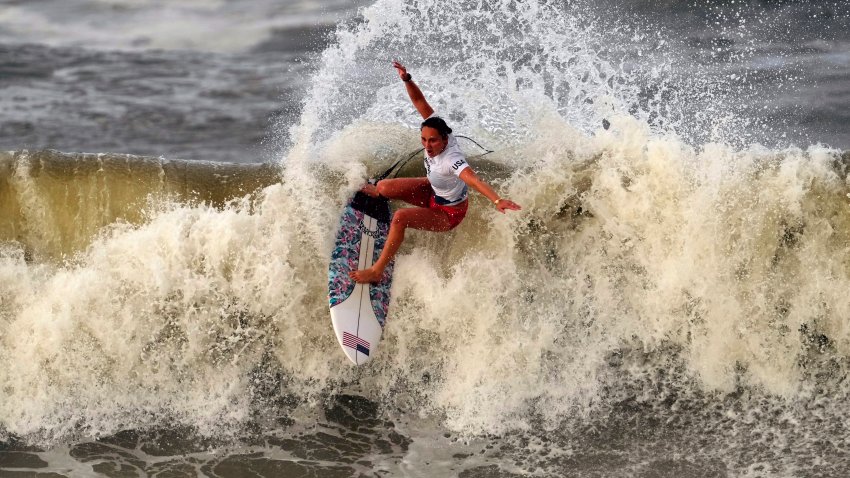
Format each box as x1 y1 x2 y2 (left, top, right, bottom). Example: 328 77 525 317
2 0 850 476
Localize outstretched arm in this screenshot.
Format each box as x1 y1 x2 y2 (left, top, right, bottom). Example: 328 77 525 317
459 168 522 214
393 61 434 119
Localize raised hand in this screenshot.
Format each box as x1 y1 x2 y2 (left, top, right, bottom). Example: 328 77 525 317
392 61 409 81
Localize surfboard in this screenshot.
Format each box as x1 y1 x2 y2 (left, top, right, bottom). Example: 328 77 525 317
328 191 394 365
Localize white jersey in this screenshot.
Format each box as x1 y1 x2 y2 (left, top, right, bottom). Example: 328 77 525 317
424 130 470 205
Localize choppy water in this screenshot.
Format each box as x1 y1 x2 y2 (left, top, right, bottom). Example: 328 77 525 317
2 0 850 476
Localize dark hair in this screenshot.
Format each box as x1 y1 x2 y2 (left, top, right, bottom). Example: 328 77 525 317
420 116 452 139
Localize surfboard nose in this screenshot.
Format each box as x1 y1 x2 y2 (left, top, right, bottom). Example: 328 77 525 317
331 282 384 365
340 329 373 364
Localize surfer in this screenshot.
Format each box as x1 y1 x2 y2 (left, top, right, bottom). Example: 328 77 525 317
350 61 522 283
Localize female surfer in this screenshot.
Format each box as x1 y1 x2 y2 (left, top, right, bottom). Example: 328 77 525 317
350 61 522 283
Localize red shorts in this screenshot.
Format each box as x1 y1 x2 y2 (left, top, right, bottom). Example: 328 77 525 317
429 195 468 229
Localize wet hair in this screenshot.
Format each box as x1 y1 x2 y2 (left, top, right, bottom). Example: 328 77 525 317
420 116 453 139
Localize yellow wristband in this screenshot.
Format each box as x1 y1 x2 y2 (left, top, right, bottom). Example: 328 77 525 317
493 198 501 205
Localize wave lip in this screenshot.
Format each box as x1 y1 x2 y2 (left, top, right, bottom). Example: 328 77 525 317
0 149 280 259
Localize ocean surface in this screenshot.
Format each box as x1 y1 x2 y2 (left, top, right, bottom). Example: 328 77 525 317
2 0 850 476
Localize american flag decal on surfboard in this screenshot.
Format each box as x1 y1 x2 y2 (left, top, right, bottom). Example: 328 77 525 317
342 332 370 356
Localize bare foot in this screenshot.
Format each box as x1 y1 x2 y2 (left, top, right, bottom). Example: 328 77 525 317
360 183 380 198
350 267 383 283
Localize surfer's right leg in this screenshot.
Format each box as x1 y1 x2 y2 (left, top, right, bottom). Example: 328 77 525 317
350 206 453 283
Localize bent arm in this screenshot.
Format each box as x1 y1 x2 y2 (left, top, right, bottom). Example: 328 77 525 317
393 61 433 119
459 168 522 214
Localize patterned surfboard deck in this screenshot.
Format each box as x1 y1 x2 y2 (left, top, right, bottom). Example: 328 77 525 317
328 192 394 365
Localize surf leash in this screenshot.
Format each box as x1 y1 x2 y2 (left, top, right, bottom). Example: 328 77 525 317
373 135 494 182
456 135 494 156
374 148 424 182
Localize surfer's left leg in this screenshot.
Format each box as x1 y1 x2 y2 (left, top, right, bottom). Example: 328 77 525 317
378 178 432 207
361 178 432 207
350 207 453 283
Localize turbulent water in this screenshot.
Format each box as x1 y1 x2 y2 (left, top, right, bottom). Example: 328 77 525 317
2 0 850 477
